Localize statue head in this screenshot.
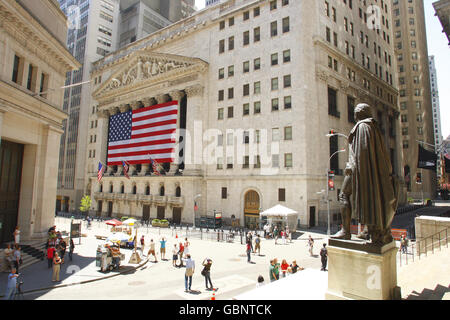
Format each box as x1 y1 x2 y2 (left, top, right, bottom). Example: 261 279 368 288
354 103 372 121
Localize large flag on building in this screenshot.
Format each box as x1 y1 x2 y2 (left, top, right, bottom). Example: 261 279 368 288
417 144 437 171
107 101 178 166
97 162 105 182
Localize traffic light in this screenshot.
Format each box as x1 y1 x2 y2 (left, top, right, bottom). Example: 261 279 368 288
416 173 422 184
328 170 335 191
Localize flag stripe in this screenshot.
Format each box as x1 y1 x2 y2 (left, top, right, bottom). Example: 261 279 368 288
107 101 178 166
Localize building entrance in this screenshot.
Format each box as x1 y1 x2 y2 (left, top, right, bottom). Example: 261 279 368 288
0 140 24 245
244 190 260 230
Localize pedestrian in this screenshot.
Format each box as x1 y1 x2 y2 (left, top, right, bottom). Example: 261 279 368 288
160 237 167 260
178 242 184 267
308 235 314 256
4 267 19 300
13 226 20 246
59 238 67 263
183 254 195 292
247 232 254 253
269 259 279 282
263 224 268 239
256 275 265 287
201 258 214 290
286 226 291 243
320 243 328 271
147 239 158 262
280 259 289 278
4 244 13 271
400 234 408 254
281 229 286 245
47 245 56 268
172 244 178 267
254 234 261 255
246 240 252 263
286 267 293 276
184 238 190 258
13 245 21 273
52 252 62 282
290 260 304 273
69 238 75 261
273 226 279 244
140 235 145 255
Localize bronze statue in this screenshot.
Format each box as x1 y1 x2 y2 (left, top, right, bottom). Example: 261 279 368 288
332 103 399 245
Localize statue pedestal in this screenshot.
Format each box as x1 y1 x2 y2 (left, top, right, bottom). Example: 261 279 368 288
326 239 400 300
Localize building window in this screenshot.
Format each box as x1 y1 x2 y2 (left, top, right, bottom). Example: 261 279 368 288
254 81 261 94
222 187 227 199
283 75 291 88
243 31 250 45
328 87 339 117
284 96 292 109
284 153 293 168
243 61 250 73
271 21 278 37
229 17 234 26
243 11 250 21
270 0 277 10
243 84 250 96
219 39 225 53
284 126 292 140
218 90 224 101
254 7 260 17
329 135 339 172
218 108 224 120
12 55 23 84
254 27 261 42
254 58 261 70
219 21 225 30
254 101 261 114
282 17 290 33
228 65 234 77
243 103 250 116
283 49 291 63
228 87 234 99
218 68 224 79
227 106 234 118
347 96 356 123
272 154 280 168
272 98 279 111
271 53 278 66
278 188 286 201
271 78 278 90
228 36 234 50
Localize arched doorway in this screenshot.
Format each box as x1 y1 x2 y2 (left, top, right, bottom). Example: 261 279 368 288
244 190 260 230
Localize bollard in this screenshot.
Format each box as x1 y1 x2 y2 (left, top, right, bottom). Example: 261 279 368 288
217 230 219 242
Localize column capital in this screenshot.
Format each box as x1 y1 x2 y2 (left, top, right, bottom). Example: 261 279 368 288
169 90 185 102
185 85 204 97
155 94 168 104
119 104 129 113
109 107 120 115
141 97 154 107
130 101 141 110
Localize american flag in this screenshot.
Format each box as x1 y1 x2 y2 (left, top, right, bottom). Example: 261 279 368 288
150 156 161 176
107 101 178 166
122 160 130 179
97 162 105 182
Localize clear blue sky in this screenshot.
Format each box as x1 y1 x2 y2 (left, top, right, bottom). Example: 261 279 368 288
194 0 449 140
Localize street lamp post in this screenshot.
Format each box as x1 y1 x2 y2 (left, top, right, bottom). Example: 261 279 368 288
326 149 346 237
193 194 201 228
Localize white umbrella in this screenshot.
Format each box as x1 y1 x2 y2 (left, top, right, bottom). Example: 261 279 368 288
106 232 132 243
121 218 137 226
260 204 298 217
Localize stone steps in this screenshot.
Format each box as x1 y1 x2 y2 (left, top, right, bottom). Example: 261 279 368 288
398 245 450 300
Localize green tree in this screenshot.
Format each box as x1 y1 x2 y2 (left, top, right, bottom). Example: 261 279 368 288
79 195 92 213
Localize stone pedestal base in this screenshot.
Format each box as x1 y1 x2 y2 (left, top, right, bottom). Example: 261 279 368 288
128 251 142 264
326 240 399 300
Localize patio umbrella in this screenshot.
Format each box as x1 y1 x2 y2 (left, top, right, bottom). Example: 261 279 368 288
106 232 132 243
121 218 137 226
105 219 122 226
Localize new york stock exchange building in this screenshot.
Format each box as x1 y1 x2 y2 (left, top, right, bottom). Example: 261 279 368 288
85 0 405 230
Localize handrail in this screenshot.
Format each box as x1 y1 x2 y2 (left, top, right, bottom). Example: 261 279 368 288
398 226 449 266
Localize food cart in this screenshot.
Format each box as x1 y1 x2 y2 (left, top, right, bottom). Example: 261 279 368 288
96 243 125 272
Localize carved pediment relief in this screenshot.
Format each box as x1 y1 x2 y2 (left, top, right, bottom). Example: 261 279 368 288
93 51 208 99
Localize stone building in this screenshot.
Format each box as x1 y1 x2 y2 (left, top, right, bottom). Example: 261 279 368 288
392 0 436 199
86 0 403 229
433 0 450 46
0 0 80 244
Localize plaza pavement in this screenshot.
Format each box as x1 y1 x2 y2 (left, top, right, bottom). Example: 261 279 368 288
1 217 327 300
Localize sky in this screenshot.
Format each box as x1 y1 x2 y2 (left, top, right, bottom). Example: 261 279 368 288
194 0 449 140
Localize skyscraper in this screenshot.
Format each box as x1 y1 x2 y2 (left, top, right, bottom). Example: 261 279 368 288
392 0 436 198
428 55 443 178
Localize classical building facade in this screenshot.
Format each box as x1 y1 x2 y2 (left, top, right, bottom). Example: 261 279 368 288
392 0 436 199
86 0 403 229
433 0 450 46
0 0 80 244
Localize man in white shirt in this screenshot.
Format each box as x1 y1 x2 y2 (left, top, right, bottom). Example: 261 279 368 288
183 254 195 292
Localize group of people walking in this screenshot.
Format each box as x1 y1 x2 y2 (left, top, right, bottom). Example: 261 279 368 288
263 224 292 245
